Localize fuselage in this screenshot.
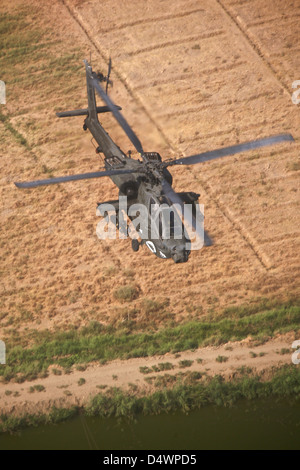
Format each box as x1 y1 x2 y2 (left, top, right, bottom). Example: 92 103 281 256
85 61 192 262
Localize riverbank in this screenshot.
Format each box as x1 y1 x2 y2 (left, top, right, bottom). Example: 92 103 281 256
1 299 299 432
0 361 299 434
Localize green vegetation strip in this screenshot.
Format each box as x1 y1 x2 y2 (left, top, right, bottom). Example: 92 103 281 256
0 365 299 433
0 112 29 148
1 301 299 382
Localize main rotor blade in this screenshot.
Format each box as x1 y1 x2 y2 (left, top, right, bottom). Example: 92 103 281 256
92 78 144 155
162 180 211 246
162 180 187 212
14 168 138 188
166 134 294 167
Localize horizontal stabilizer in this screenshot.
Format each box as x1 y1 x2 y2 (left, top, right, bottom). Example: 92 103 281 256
56 105 122 118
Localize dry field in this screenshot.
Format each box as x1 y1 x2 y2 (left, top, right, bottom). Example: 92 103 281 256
0 0 299 414
1 0 299 331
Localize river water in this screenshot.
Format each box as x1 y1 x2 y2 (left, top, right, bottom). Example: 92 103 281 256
0 399 299 450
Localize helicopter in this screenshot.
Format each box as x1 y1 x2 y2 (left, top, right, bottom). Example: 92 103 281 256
15 59 294 263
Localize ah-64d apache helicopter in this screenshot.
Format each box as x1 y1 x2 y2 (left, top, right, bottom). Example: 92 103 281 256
15 60 294 263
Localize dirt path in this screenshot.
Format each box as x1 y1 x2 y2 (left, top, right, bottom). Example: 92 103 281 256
0 334 296 416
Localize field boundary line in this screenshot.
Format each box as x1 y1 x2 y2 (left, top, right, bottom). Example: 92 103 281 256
215 0 297 102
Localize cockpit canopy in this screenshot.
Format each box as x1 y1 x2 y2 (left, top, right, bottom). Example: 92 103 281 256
149 195 185 240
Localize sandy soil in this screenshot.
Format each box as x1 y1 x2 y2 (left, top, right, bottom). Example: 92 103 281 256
0 333 296 416
0 0 299 415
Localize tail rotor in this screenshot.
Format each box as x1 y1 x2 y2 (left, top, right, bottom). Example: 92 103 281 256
96 57 113 95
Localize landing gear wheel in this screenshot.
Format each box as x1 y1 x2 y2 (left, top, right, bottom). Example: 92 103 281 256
131 239 140 252
83 123 87 131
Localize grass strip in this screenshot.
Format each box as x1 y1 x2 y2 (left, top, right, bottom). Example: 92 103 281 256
1 302 299 382
86 364 300 418
0 112 29 148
